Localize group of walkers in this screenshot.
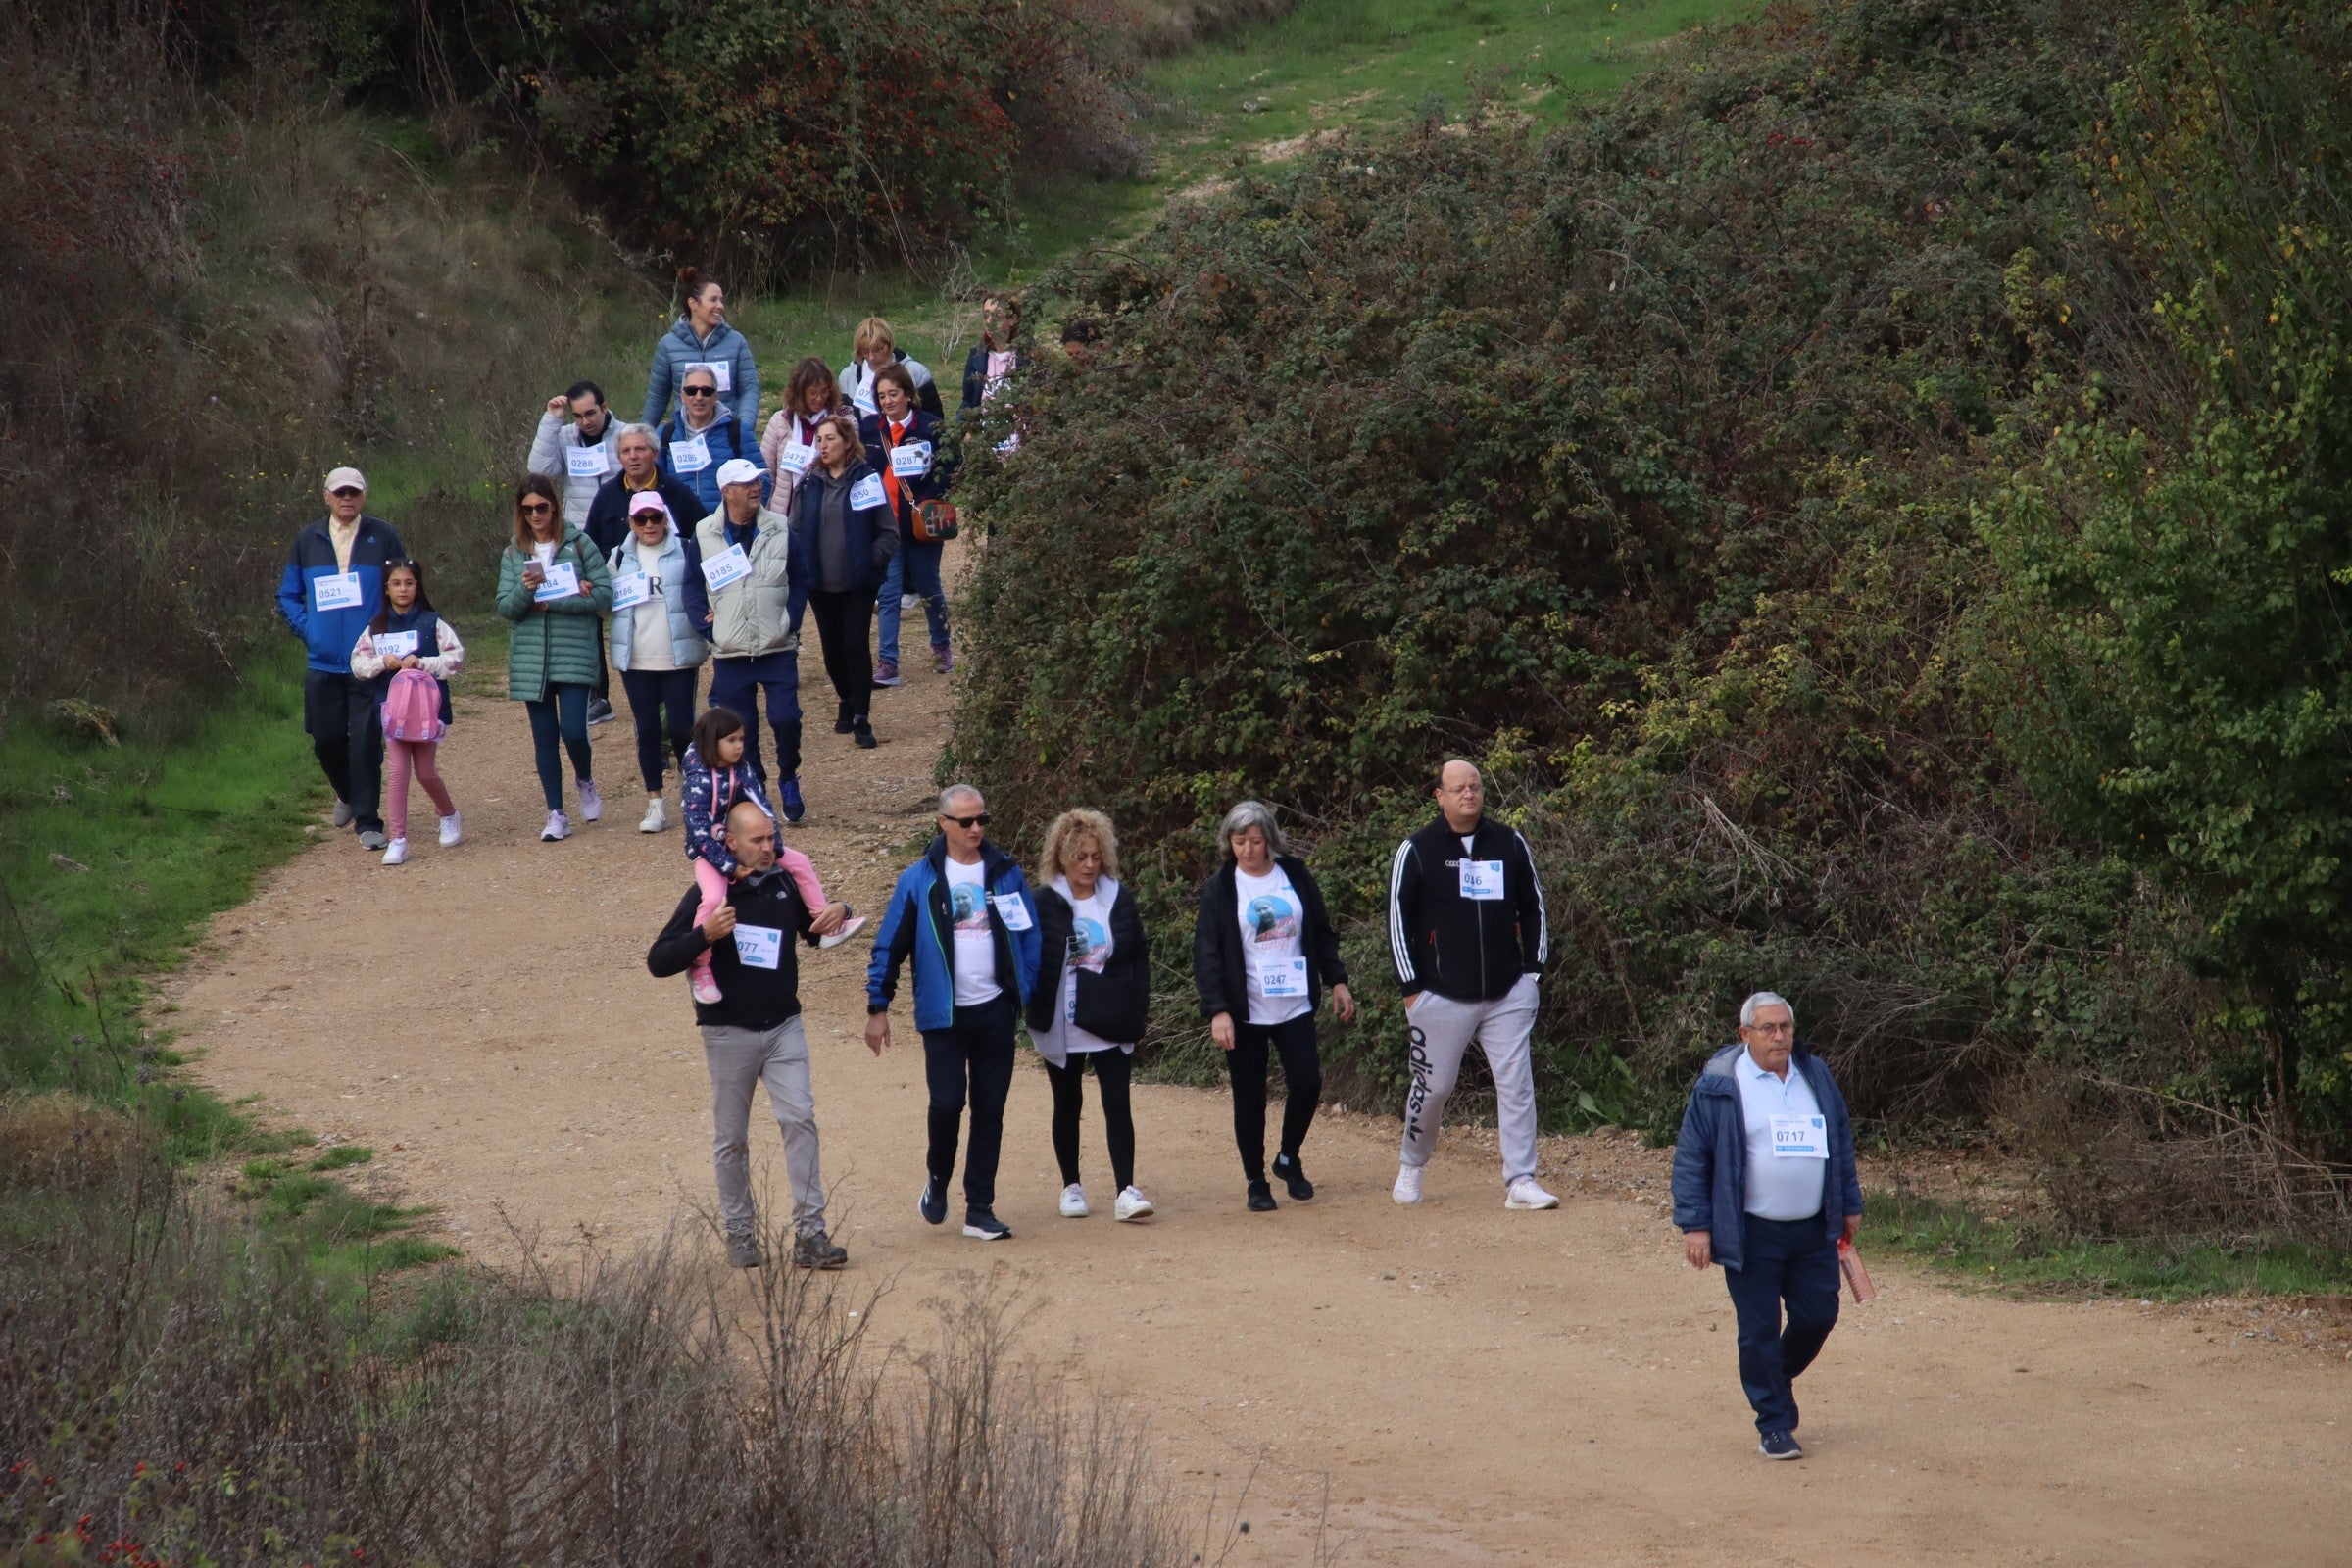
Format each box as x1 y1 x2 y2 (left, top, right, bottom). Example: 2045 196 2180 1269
274 269 1867 1460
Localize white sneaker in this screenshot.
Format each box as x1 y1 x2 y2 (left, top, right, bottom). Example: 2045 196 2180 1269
330 798 355 827
1114 1186 1154 1222
577 777 603 822
901 592 921 610
638 796 667 833
438 812 463 847
541 810 570 842
1505 1177 1560 1210
817 914 868 951
1059 1183 1090 1218
1392 1165 1425 1205
380 837 409 866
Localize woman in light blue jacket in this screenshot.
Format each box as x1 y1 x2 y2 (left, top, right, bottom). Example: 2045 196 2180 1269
643 267 760 430
606 491 710 833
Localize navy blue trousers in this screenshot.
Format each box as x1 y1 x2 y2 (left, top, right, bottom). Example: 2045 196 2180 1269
921 996 1017 1212
1724 1211 1841 1435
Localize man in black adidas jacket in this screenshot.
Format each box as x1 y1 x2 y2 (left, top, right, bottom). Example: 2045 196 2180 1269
1386 759 1558 1211
648 798 851 1271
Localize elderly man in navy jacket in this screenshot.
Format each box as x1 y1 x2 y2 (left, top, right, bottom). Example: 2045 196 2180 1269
275 466 405 850
1672 991 1863 1461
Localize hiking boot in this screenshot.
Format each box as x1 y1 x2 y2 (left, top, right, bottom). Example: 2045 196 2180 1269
1759 1432 1804 1461
587 696 615 727
330 798 356 827
380 837 409 867
1246 1181 1277 1213
1272 1151 1313 1201
1114 1186 1154 1222
725 1229 763 1269
1059 1183 1090 1218
1505 1176 1560 1210
577 777 603 822
1392 1165 1424 1205
438 811 464 847
873 658 903 688
541 810 570 842
792 1229 849 1270
639 796 668 833
917 1175 948 1226
962 1208 1012 1241
779 776 806 823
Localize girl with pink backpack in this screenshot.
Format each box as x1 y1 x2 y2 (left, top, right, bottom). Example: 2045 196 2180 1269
350 559 466 866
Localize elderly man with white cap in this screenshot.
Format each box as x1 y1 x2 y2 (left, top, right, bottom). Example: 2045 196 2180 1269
274 466 407 850
683 457 808 822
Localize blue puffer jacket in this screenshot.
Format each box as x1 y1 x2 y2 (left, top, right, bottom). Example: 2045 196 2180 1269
275 514 408 674
1671 1042 1864 1272
605 526 710 673
644 316 760 430
659 406 759 521
867 837 1040 1033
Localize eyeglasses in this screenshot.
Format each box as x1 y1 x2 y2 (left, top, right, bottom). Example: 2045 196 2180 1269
520 501 555 515
682 385 717 398
942 812 992 829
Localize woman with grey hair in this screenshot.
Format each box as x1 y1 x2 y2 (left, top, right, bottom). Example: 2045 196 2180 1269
1191 800 1356 1211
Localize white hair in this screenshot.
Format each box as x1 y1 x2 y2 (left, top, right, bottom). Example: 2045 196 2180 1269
1740 991 1795 1029
939 782 985 815
614 421 660 449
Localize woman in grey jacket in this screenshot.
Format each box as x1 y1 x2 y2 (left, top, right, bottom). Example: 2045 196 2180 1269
643 267 760 430
607 492 710 833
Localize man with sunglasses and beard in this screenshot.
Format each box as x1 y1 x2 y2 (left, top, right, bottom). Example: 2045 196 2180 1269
866 785 1040 1242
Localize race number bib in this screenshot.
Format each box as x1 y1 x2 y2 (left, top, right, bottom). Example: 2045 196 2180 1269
990 893 1033 932
853 381 878 416
565 444 609 478
312 571 363 612
684 360 732 395
668 434 710 473
700 543 753 592
1771 1114 1828 1159
733 924 782 970
778 441 814 476
889 442 932 479
532 561 580 602
848 473 886 511
609 573 653 611
1256 957 1309 999
371 630 418 659
1458 859 1505 901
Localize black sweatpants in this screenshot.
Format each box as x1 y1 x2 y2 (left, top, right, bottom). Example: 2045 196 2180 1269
805 587 874 726
302 669 384 835
1044 1049 1135 1193
1225 1013 1322 1184
922 996 1017 1211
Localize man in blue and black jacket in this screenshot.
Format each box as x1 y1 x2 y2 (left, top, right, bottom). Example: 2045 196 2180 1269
274 466 405 849
865 783 1040 1243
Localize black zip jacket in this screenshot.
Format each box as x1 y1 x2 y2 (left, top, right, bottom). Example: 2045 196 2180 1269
1387 815 1548 1002
1026 879 1151 1045
646 867 816 1030
1192 855 1348 1022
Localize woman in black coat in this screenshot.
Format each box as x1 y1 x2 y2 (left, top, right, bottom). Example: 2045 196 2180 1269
1027 809 1153 1222
1191 799 1355 1212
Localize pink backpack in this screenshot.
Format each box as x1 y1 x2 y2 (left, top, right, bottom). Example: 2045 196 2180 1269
380 667 447 742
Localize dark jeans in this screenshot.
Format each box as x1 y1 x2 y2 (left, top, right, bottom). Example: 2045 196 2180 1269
302 670 384 835
1225 1014 1322 1184
706 658 803 785
619 666 698 792
921 995 1017 1212
1045 1048 1135 1193
523 683 593 812
1724 1210 1842 1435
805 587 873 725
592 624 611 704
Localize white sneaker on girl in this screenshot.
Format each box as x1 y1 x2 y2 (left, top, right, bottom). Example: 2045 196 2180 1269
1114 1186 1154 1222
438 812 463 847
1059 1184 1090 1218
380 838 409 866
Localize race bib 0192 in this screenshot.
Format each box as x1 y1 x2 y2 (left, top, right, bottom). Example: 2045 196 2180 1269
312 571 363 612
1458 859 1505 901
733 924 782 970
371 629 418 659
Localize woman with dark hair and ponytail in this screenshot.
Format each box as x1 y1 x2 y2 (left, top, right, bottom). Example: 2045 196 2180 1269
349 558 466 866
497 472 613 842
645 266 760 430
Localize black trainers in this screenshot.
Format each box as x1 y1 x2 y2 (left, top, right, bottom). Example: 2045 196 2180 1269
1758 1431 1803 1460
1246 1181 1278 1212
917 1176 948 1226
962 1208 1012 1241
792 1229 849 1269
834 716 856 735
1272 1152 1313 1201
853 722 877 750
724 1229 763 1269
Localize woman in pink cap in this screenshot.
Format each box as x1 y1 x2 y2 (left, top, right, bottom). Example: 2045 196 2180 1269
606 490 710 833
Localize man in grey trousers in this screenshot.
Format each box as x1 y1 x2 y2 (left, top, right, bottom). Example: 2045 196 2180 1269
1387 759 1560 1210
647 797 853 1269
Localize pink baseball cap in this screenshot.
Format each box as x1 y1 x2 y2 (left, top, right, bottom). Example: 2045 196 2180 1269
627 492 671 518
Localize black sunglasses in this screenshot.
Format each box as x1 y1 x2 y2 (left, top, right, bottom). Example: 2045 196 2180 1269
682 385 717 397
520 500 555 514
942 812 992 829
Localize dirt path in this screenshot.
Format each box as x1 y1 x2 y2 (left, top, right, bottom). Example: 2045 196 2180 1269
176 541 2348 1566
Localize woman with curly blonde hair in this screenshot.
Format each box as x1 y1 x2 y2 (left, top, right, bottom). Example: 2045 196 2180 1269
1025 808 1153 1222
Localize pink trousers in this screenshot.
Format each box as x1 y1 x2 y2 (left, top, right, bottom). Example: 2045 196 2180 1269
384 739 456 841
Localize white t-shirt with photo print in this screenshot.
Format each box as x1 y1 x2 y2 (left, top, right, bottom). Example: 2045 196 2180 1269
945 857 1001 1009
1235 864 1310 1026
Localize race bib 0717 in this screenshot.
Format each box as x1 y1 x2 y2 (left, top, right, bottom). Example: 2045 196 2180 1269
1770 1114 1829 1159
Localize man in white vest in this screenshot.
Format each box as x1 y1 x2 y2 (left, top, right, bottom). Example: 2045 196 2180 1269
684 459 807 823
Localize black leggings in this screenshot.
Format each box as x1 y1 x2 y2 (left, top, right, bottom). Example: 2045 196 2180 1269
619 667 696 792
1225 1014 1321 1184
805 587 874 725
1044 1050 1135 1193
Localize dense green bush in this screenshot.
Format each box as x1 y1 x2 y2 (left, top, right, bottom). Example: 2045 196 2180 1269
950 0 2352 1215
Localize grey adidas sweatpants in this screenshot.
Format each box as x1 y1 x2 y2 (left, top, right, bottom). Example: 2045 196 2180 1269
1398 973 1542 1186
703 1016 828 1238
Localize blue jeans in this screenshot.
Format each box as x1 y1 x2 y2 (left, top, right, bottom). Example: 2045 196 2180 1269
876 539 948 663
1723 1210 1841 1435
707 657 802 784
523 683 592 812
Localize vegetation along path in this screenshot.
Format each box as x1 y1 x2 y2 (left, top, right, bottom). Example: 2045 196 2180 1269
173 540 2347 1567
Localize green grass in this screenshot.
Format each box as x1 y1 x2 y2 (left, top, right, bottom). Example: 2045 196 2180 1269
1869 1188 2352 1302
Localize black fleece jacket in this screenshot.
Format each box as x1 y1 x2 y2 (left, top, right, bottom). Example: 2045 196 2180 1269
646 867 817 1030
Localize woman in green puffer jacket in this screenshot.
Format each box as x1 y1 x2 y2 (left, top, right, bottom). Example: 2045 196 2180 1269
497 472 614 843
